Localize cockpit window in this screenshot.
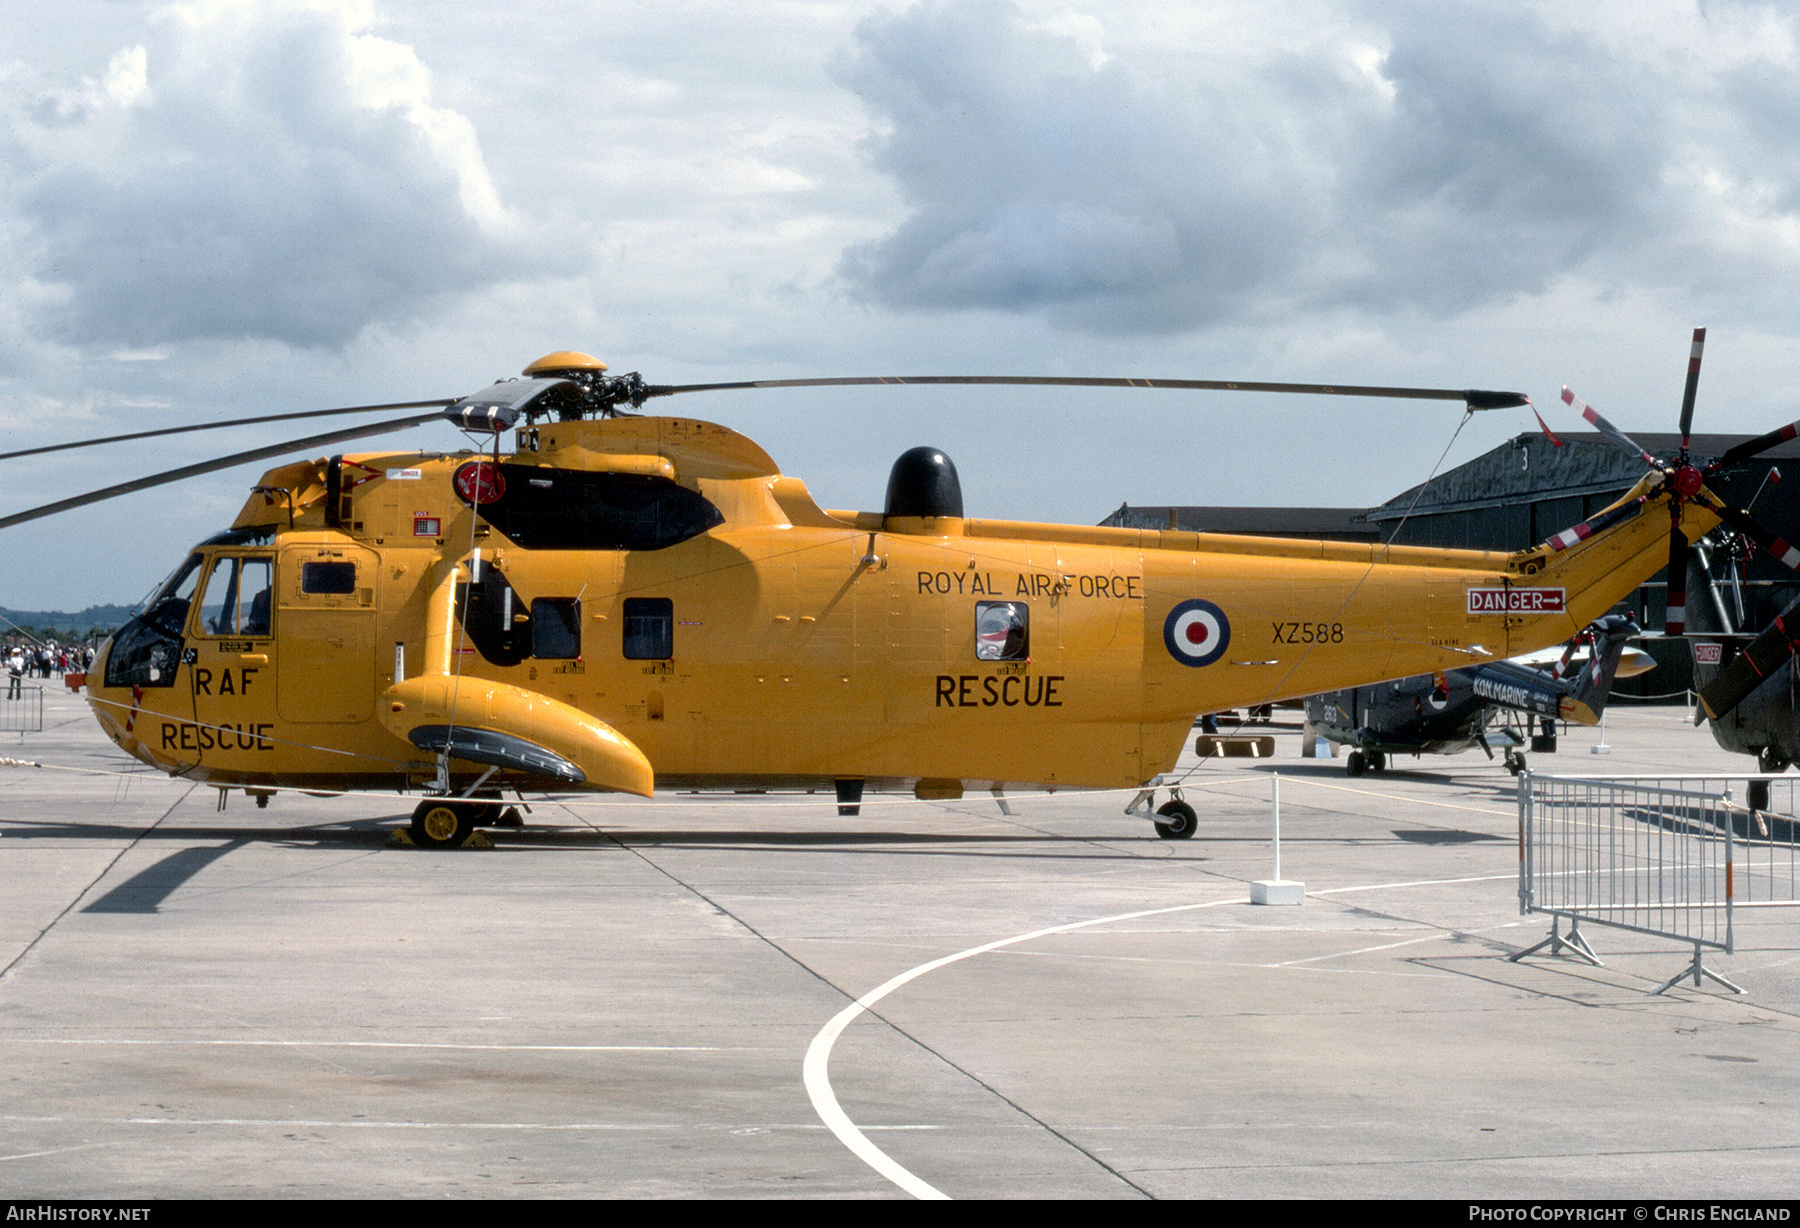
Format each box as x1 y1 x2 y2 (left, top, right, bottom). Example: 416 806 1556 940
134 552 205 636
108 550 204 688
198 556 273 637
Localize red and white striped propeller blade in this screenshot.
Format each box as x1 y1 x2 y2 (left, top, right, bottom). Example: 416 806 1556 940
1561 387 1658 468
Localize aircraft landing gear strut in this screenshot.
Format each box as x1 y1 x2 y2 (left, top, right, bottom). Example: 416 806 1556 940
1126 783 1199 839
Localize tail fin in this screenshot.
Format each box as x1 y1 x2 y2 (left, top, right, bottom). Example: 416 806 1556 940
1558 614 1641 725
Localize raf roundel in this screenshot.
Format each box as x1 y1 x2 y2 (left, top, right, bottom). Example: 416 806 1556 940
1164 599 1231 668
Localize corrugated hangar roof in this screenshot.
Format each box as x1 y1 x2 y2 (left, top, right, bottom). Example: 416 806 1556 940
1100 430 1800 543
1099 504 1379 540
1368 431 1800 521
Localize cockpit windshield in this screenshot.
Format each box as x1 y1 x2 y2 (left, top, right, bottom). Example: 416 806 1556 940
135 552 204 636
106 549 208 689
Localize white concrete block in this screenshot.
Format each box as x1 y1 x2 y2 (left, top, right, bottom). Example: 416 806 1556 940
1251 879 1305 906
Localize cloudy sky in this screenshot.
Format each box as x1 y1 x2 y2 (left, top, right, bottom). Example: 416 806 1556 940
6 0 1800 609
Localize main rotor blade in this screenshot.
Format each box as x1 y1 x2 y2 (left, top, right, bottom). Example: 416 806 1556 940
0 399 458 463
0 411 443 532
644 375 1529 409
1560 387 1658 467
1677 326 1706 446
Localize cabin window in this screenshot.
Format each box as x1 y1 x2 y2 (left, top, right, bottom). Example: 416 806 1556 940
455 568 527 667
457 567 588 667
975 601 1029 661
532 598 581 659
301 561 356 595
623 598 673 660
198 556 273 636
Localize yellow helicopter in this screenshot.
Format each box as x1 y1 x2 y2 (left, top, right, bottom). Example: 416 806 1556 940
17 345 1773 845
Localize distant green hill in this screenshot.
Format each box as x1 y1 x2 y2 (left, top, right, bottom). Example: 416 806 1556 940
0 605 134 638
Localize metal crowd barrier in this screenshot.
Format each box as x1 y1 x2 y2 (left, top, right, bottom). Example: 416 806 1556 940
0 684 42 736
1517 773 1800 994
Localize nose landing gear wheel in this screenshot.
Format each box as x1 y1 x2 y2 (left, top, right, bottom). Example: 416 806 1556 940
1154 798 1198 840
411 800 478 849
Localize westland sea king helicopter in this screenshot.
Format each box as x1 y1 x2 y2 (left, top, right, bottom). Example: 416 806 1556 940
12 332 1797 846
1686 529 1800 797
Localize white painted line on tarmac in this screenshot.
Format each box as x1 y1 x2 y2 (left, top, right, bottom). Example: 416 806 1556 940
0 1143 111 1164
2 1114 942 1136
1311 871 1516 895
0 1039 753 1052
805 866 1532 1197
1266 932 1448 966
804 895 1250 1199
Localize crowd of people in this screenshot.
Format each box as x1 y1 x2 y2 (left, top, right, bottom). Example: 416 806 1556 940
5 640 98 699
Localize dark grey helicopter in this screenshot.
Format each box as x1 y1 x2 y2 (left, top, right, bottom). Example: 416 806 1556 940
1304 615 1647 777
1687 531 1800 776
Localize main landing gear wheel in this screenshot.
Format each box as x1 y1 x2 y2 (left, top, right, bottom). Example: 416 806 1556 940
1154 799 1198 840
411 800 479 849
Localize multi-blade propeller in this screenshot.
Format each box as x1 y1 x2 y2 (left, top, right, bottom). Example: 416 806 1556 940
1556 328 1800 722
1558 329 1713 638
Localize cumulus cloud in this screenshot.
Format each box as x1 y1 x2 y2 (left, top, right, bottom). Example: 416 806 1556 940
4 0 541 350
834 0 1333 332
835 0 1800 333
